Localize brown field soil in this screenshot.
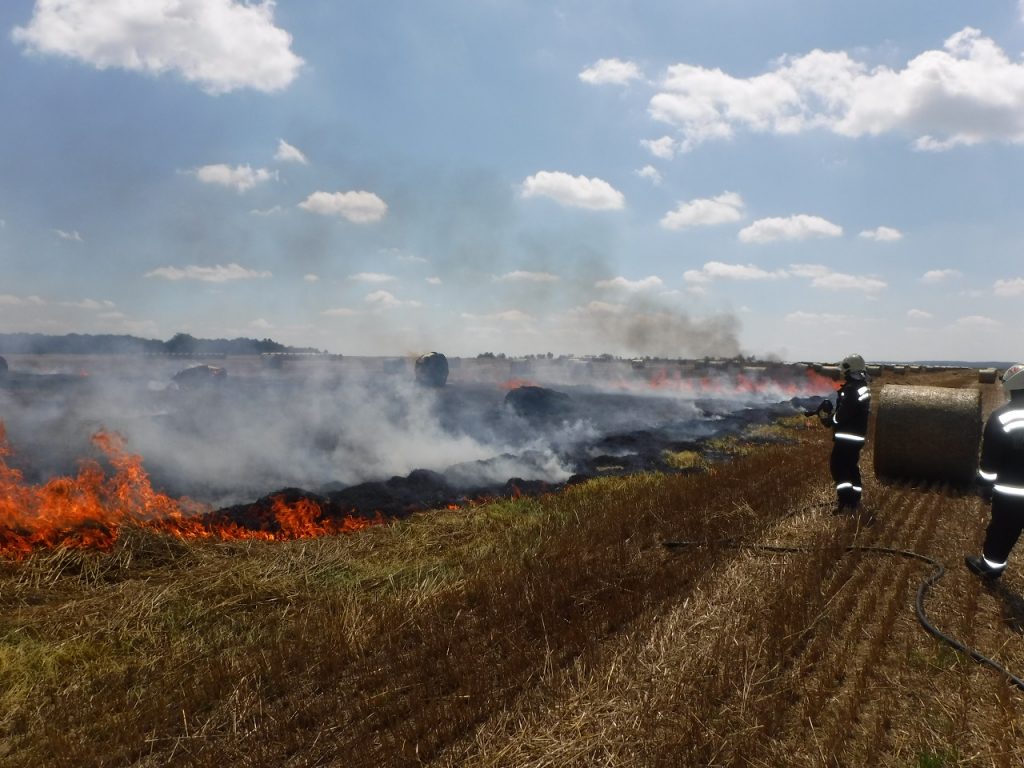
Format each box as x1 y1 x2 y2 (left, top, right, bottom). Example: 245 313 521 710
2 368 1023 767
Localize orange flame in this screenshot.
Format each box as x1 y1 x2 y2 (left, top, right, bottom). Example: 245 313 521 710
500 378 537 391
0 422 379 559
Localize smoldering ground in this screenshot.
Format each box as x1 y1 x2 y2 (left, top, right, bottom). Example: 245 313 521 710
0 356 830 511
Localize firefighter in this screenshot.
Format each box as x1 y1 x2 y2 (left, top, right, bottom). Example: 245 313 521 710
819 354 871 513
965 364 1024 580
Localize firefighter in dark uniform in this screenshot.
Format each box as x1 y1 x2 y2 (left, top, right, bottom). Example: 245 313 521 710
966 363 1024 580
819 354 871 513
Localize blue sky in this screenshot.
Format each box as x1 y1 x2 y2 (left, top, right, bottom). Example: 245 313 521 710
1 1 1023 362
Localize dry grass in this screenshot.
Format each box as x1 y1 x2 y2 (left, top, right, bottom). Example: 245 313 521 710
2 369 1022 767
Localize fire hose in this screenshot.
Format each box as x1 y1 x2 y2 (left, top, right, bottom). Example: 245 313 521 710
661 538 1024 692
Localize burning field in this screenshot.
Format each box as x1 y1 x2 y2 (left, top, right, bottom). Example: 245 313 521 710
0 355 831 557
5 363 1022 767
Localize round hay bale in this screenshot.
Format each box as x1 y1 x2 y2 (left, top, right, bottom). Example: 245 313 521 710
172 364 226 389
978 368 998 384
820 365 842 381
873 384 981 484
414 352 448 387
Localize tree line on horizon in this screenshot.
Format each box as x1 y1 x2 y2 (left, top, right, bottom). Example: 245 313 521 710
0 332 321 356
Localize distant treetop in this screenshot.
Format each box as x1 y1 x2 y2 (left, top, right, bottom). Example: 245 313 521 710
0 332 319 356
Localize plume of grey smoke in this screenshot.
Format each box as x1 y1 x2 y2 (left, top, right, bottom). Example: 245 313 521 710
0 358 576 506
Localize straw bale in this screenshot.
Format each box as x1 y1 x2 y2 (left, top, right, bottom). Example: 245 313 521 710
820 365 841 381
892 365 906 375
978 367 998 384
873 384 981 484
866 364 882 377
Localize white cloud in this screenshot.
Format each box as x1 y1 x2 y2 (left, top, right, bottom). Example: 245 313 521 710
789 263 886 293
859 226 903 242
649 28 1024 151
60 298 115 310
995 277 1024 296
193 164 275 192
275 139 307 164
250 318 273 330
303 273 319 283
298 190 388 222
364 291 421 309
636 165 662 184
397 253 428 264
348 272 396 284
0 294 46 307
641 136 677 159
595 276 663 291
921 268 963 283
579 58 643 85
495 270 560 283
661 192 744 230
12 0 303 95
250 205 283 216
739 215 842 243
461 310 534 323
145 263 271 282
684 261 788 283
322 307 360 317
520 171 625 210
55 228 83 242
907 309 933 320
425 276 442 285
955 315 1000 328
785 311 851 324
583 301 627 314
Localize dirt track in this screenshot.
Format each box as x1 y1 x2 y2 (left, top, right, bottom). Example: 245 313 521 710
433 375 1024 767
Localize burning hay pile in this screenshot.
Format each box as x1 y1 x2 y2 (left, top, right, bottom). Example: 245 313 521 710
0 424 377 558
872 384 982 484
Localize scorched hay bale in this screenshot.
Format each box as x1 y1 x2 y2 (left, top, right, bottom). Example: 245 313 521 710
978 368 998 384
873 384 981 484
172 364 226 389
415 352 449 387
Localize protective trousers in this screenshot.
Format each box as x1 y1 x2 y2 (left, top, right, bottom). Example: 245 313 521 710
983 493 1024 566
830 440 863 510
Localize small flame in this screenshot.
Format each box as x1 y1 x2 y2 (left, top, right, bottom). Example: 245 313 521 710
500 378 537 391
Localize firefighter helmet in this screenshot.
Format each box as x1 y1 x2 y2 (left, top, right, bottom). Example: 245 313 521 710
840 354 866 376
1001 364 1024 392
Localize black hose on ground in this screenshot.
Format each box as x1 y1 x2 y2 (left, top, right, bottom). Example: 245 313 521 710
661 538 1024 692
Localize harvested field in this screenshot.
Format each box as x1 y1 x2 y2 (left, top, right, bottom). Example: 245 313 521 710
2 369 1023 767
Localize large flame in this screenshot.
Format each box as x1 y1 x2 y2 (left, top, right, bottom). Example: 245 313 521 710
0 422 377 559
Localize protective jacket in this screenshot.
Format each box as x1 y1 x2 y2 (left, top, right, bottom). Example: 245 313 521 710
830 375 871 443
978 401 1024 497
